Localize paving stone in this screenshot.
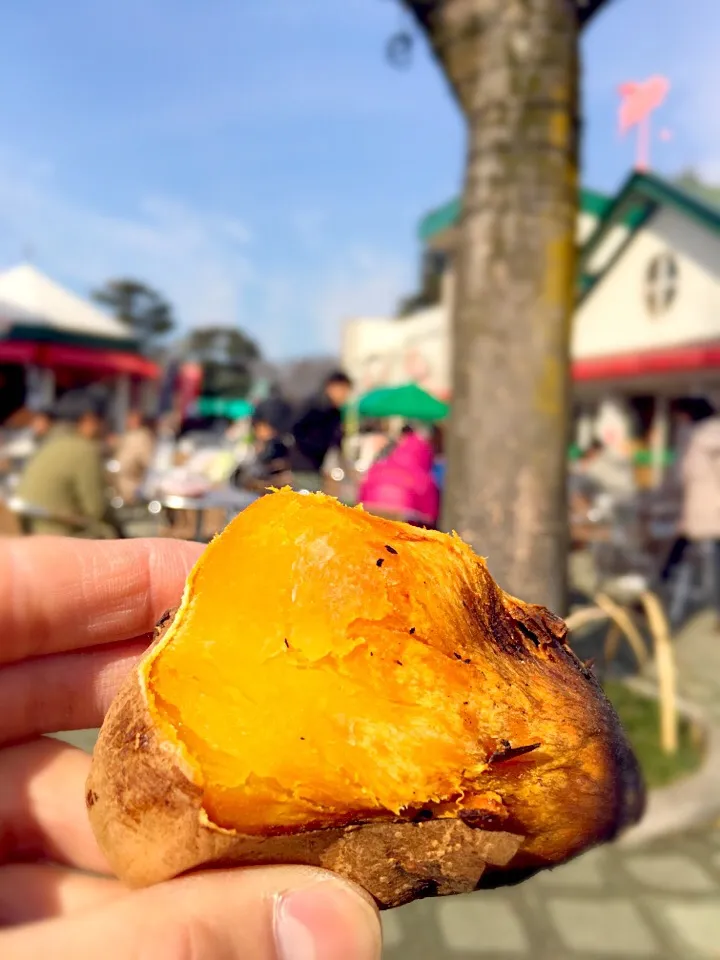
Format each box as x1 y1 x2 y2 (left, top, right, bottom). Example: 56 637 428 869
661 902 720 957
381 910 404 948
624 854 717 892
547 898 658 955
438 893 528 953
533 849 606 889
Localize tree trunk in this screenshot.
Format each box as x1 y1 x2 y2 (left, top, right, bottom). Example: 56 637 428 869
405 0 579 614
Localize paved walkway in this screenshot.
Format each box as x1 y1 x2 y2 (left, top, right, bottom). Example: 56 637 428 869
382 827 720 959
664 610 720 725
383 609 720 959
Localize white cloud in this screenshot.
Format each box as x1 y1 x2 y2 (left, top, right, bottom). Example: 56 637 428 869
0 150 413 360
240 245 411 360
312 247 411 353
219 219 253 245
0 150 255 339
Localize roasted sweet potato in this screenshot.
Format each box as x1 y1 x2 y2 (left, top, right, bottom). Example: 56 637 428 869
86 489 643 907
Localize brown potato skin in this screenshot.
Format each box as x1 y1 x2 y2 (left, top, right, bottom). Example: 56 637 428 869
87 601 645 908
86 669 524 906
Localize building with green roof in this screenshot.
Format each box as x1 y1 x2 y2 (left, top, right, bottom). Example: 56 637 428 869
342 170 720 481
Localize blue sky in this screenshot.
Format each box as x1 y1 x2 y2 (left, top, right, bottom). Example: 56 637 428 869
0 0 716 358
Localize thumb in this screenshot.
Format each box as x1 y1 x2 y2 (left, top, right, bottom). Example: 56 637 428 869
1 865 382 960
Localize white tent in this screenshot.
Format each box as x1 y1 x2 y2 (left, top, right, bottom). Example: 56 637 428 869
0 264 129 341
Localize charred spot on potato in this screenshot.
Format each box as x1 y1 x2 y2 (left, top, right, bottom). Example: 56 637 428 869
489 742 542 764
479 864 542 890
154 609 175 636
86 789 98 808
120 723 152 753
458 809 506 829
516 620 541 647
87 489 644 900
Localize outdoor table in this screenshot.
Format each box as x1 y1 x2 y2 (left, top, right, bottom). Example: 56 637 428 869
155 487 259 541
2 495 99 536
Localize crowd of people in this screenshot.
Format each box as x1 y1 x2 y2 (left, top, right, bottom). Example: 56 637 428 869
7 368 720 627
5 379 720 598
0 369 447 538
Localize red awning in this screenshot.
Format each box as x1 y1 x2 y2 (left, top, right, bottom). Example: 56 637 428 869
0 341 38 365
45 344 159 379
0 341 159 379
573 343 720 382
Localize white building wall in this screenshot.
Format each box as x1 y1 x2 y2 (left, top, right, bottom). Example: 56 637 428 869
342 317 401 391
577 211 600 244
343 305 450 397
574 207 720 358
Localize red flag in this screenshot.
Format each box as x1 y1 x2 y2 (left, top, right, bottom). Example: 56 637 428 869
618 75 670 135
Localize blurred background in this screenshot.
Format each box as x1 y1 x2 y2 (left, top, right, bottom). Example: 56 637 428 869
2 0 720 957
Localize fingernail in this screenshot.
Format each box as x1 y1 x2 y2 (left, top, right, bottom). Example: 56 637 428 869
274 881 381 960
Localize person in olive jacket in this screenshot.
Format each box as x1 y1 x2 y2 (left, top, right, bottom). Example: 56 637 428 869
16 390 111 536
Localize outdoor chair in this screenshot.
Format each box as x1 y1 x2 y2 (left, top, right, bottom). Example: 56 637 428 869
566 584 677 754
568 490 679 755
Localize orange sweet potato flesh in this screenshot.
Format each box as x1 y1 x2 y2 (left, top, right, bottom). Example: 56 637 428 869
86 489 644 905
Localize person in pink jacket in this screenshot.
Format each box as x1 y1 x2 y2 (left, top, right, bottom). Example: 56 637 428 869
358 427 440 526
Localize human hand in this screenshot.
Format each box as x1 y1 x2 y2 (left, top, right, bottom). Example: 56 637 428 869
0 537 381 959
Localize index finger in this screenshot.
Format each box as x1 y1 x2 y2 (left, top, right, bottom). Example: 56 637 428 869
0 537 203 665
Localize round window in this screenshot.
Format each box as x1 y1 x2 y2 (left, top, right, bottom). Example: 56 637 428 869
644 252 678 316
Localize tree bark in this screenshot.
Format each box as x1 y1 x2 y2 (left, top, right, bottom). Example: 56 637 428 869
404 0 579 614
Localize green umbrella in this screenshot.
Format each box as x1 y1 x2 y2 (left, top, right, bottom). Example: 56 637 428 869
197 396 254 420
357 383 449 422
633 447 676 467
